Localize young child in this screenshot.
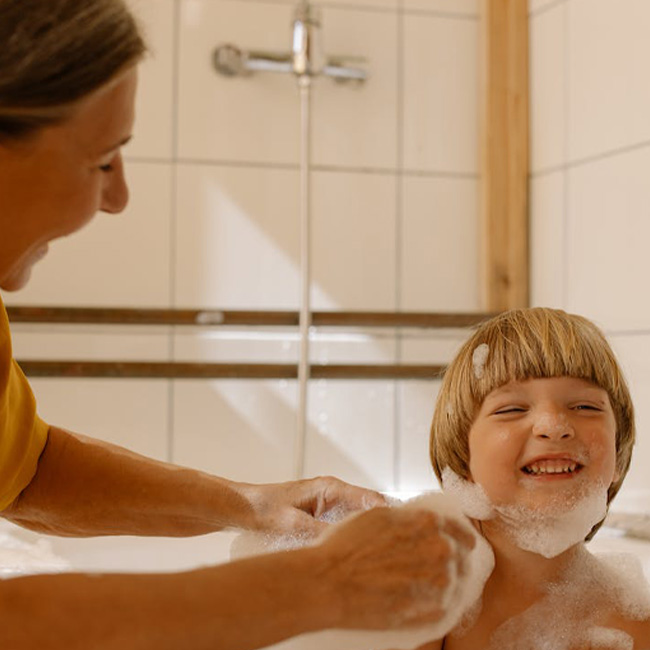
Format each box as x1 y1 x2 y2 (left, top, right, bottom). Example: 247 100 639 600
422 307 650 649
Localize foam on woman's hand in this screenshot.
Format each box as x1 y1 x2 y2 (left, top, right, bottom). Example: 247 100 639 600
230 492 494 650
0 523 70 578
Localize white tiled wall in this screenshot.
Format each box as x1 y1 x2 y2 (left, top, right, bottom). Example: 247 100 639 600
529 0 650 501
4 0 480 505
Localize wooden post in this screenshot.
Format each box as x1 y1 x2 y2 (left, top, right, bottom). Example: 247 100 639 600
479 0 530 310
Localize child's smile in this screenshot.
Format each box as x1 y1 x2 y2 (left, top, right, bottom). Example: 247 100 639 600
467 376 618 511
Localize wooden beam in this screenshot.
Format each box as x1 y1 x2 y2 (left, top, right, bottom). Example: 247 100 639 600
17 361 446 381
479 0 530 310
6 306 496 329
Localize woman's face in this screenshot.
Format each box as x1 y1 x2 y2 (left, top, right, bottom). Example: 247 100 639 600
0 66 138 291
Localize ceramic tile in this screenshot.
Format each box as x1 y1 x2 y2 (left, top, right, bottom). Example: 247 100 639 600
318 0 398 10
304 379 395 490
10 327 170 361
29 378 170 461
400 333 469 365
126 0 175 159
311 171 397 310
530 171 565 309
400 175 479 311
311 7 398 170
6 162 172 308
174 164 300 309
568 0 650 162
403 0 477 16
566 148 650 330
530 1 565 172
310 329 397 364
402 13 478 173
178 0 301 164
398 380 441 493
529 0 562 14
174 330 299 363
172 379 297 482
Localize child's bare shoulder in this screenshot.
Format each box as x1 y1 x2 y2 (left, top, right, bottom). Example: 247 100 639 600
596 612 650 649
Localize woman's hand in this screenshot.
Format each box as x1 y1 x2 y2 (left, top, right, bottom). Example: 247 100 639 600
235 476 387 538
315 505 475 631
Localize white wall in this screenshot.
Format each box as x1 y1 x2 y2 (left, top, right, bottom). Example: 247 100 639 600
530 0 650 505
5 0 480 496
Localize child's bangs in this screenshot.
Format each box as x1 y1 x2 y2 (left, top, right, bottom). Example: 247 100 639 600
471 311 617 405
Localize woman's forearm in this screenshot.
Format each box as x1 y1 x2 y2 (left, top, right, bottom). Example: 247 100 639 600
3 426 252 537
0 547 337 650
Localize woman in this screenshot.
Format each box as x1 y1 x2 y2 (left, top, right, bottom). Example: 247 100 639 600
0 2 472 648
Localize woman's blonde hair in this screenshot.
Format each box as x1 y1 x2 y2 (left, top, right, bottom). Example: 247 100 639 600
430 308 635 539
0 0 146 139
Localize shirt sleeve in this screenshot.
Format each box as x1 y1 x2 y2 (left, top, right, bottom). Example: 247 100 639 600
0 299 49 511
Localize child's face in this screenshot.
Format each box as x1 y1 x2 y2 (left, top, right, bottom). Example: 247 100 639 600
467 376 618 510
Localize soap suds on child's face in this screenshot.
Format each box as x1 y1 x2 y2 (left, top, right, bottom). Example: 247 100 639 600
472 344 490 380
493 480 608 558
441 467 495 521
441 468 607 558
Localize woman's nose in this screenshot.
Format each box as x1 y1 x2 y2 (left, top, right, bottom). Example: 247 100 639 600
100 154 129 214
532 412 575 440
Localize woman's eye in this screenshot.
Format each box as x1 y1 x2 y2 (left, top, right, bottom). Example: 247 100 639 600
574 404 601 411
99 163 114 173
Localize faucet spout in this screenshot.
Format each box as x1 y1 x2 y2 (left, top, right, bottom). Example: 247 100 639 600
292 2 324 78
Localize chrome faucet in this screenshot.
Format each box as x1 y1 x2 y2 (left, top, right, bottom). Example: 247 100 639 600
291 2 324 78
213 0 367 83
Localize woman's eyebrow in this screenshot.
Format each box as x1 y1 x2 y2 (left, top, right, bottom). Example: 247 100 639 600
98 135 132 155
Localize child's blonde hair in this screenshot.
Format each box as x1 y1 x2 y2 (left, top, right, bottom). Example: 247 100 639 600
430 308 635 537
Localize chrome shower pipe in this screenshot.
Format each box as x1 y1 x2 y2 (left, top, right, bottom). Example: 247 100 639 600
213 5 368 83
213 46 368 82
212 1 368 479
295 74 311 480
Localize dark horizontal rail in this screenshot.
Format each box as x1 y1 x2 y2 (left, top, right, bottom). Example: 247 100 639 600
17 361 446 380
7 306 494 329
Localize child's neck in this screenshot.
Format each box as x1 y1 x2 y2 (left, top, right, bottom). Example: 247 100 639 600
481 520 585 597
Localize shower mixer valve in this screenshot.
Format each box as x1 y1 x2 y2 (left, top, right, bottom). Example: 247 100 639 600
213 2 368 83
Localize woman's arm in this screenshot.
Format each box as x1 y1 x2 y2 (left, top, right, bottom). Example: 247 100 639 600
3 426 384 537
0 506 472 650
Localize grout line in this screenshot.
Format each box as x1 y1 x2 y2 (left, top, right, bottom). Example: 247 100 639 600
529 0 567 20
530 138 650 180
561 0 569 311
167 0 183 465
607 329 650 338
233 0 478 20
393 0 404 493
125 155 479 179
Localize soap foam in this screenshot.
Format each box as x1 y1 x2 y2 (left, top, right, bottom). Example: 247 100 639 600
493 481 608 558
485 547 650 649
472 344 490 380
0 528 69 578
231 492 495 650
441 468 608 558
441 467 494 521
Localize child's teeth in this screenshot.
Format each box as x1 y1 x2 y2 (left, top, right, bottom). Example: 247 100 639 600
524 460 578 475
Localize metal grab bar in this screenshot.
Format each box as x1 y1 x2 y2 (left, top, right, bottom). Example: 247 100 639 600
17 361 446 380
7 307 494 329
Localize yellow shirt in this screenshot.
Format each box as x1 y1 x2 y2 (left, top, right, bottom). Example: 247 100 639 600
0 295 48 511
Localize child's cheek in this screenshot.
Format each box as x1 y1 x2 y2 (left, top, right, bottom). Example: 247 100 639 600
582 429 618 485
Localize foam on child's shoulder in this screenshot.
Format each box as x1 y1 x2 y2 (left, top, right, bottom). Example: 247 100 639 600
230 492 495 650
